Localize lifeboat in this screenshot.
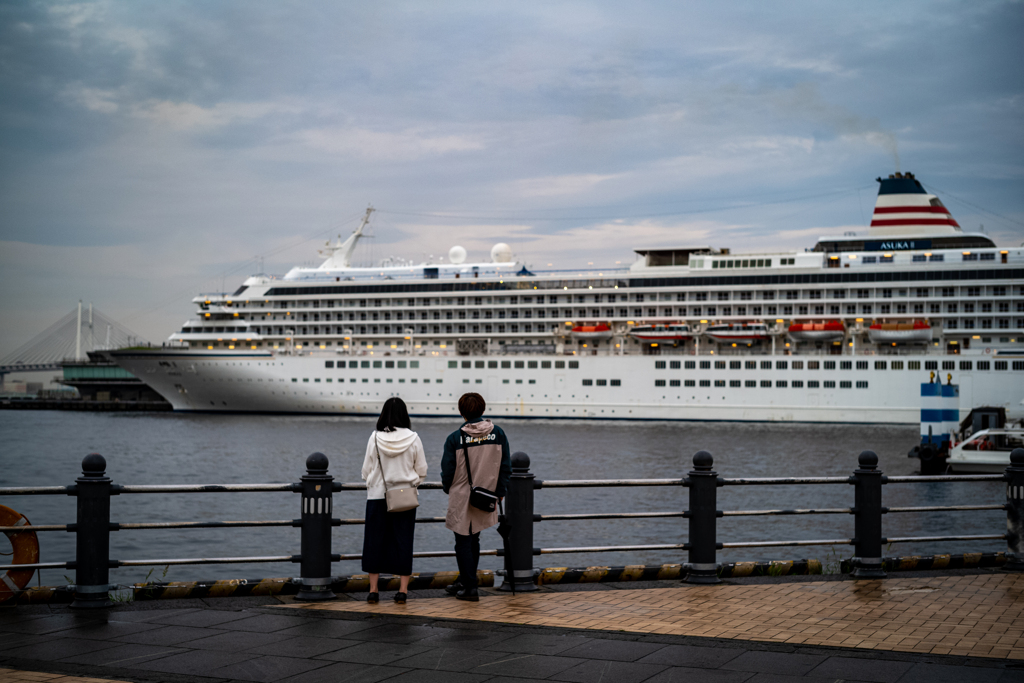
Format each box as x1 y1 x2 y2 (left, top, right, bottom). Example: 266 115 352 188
628 323 692 343
788 321 845 342
705 322 769 342
867 320 932 344
570 324 613 341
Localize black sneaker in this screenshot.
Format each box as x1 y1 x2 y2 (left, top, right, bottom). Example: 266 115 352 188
394 592 407 604
444 581 463 597
366 592 379 604
456 587 479 602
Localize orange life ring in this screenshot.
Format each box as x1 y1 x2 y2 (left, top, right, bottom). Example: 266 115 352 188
0 504 39 604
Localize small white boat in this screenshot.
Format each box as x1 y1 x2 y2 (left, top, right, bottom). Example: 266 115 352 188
946 428 1024 473
705 323 769 343
867 321 932 344
570 324 613 341
628 324 692 343
788 321 845 342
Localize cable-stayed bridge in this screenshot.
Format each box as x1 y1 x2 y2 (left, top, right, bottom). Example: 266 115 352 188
0 303 148 380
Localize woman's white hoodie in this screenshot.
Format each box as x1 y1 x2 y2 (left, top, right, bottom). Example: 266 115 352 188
361 428 428 500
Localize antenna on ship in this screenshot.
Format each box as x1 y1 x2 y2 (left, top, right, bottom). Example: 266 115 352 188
319 205 374 269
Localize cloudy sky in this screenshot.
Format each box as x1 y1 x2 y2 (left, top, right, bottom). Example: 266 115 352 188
1 0 1022 357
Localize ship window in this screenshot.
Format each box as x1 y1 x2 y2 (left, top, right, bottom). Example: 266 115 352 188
611 379 621 386
840 361 852 370
314 378 321 383
714 380 725 387
385 361 394 368
760 361 771 369
824 361 836 370
475 361 485 369
502 360 511 368
528 379 535 384
1015 362 1024 371
792 361 804 369
855 361 867 370
373 360 382 368
670 360 681 369
823 380 836 388
995 361 1008 370
542 361 552 369
597 379 607 386
962 253 978 261
515 360 525 369
908 361 921 370
362 378 369 383
862 256 876 264
892 361 904 370
436 379 442 383
569 361 579 369
462 361 471 369
775 361 788 370
324 361 334 368
731 380 742 387
488 360 498 368
874 361 886 370
701 379 711 387
880 255 893 263
960 361 972 371
977 361 990 370
655 361 667 369
292 378 297 382
792 380 804 388
448 360 457 368
730 361 741 370
670 379 680 387
685 361 696 369
912 254 926 262
929 254 944 262
840 380 852 389
348 361 357 368
925 361 938 370
463 379 470 383
745 361 756 369
807 380 820 388
528 361 538 369
397 361 407 368
715 361 726 369
701 361 711 369
776 380 788 388
303 378 309 382
654 379 665 387
556 361 566 368
807 361 819 370
856 381 869 388
685 379 696 387
942 361 955 370
760 380 771 387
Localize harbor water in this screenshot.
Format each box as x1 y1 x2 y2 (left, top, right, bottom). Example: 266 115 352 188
0 411 1007 588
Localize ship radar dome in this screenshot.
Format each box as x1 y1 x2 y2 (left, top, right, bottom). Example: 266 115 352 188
491 242 513 263
448 245 467 264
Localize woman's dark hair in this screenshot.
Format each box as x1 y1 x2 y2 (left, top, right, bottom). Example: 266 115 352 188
376 397 412 432
458 393 486 421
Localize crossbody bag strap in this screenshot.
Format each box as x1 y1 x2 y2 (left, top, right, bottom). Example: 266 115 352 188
461 429 475 489
374 434 389 495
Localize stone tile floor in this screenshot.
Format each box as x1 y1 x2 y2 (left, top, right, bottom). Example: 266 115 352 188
0 573 1022 683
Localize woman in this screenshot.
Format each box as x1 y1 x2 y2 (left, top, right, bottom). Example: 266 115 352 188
361 397 428 604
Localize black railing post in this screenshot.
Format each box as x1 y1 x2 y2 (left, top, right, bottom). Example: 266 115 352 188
71 453 113 609
295 452 336 601
685 450 720 584
851 450 886 578
1003 448 1024 571
499 451 539 592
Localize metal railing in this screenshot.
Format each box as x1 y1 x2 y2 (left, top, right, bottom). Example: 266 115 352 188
2 447 1023 606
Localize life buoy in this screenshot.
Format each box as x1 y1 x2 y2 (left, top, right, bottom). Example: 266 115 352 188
0 505 39 604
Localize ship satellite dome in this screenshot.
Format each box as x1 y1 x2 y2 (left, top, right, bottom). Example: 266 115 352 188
491 242 513 263
448 245 467 264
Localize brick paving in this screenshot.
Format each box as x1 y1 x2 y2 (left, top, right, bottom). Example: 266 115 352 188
286 573 1024 660
1 573 1023 682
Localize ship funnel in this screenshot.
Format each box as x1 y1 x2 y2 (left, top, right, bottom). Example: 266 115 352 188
869 173 961 238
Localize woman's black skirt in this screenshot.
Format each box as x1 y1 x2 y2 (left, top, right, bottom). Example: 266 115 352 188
361 498 416 576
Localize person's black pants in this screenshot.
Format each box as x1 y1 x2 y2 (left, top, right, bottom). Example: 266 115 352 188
453 531 481 589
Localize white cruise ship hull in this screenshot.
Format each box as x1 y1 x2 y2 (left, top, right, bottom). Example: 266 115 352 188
111 349 1023 424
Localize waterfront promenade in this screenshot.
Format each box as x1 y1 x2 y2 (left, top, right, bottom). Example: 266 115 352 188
2 570 1023 683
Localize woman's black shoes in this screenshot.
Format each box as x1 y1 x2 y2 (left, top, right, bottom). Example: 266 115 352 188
394 592 407 604
456 587 479 602
444 581 463 597
366 592 379 604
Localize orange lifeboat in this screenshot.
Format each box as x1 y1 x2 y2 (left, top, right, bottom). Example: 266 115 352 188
867 320 932 344
570 324 613 341
788 321 845 342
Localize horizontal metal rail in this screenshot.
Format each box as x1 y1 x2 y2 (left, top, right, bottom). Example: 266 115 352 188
719 477 851 486
0 524 67 532
885 534 1006 544
722 538 853 548
539 543 687 554
116 484 298 494
0 486 74 496
886 475 1004 483
0 561 69 570
722 508 852 516
117 521 294 530
538 478 684 488
334 482 445 491
539 511 684 521
118 555 296 567
886 504 1006 513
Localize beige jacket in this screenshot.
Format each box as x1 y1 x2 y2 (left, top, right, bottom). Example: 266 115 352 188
445 421 503 535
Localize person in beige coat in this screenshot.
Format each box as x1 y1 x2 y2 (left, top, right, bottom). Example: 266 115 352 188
440 393 512 601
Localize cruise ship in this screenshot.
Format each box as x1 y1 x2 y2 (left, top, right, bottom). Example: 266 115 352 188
111 173 1024 423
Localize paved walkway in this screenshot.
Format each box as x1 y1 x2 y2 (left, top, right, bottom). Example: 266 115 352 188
288 573 1024 660
1 573 1022 683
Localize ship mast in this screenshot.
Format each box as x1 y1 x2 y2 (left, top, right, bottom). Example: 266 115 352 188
320 206 374 269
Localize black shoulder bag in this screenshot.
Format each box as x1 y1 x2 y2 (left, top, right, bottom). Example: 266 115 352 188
461 431 498 513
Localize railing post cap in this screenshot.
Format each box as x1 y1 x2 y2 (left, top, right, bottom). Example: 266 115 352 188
81 453 106 477
511 451 530 471
1011 448 1024 467
692 451 714 471
858 450 878 470
306 452 329 474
